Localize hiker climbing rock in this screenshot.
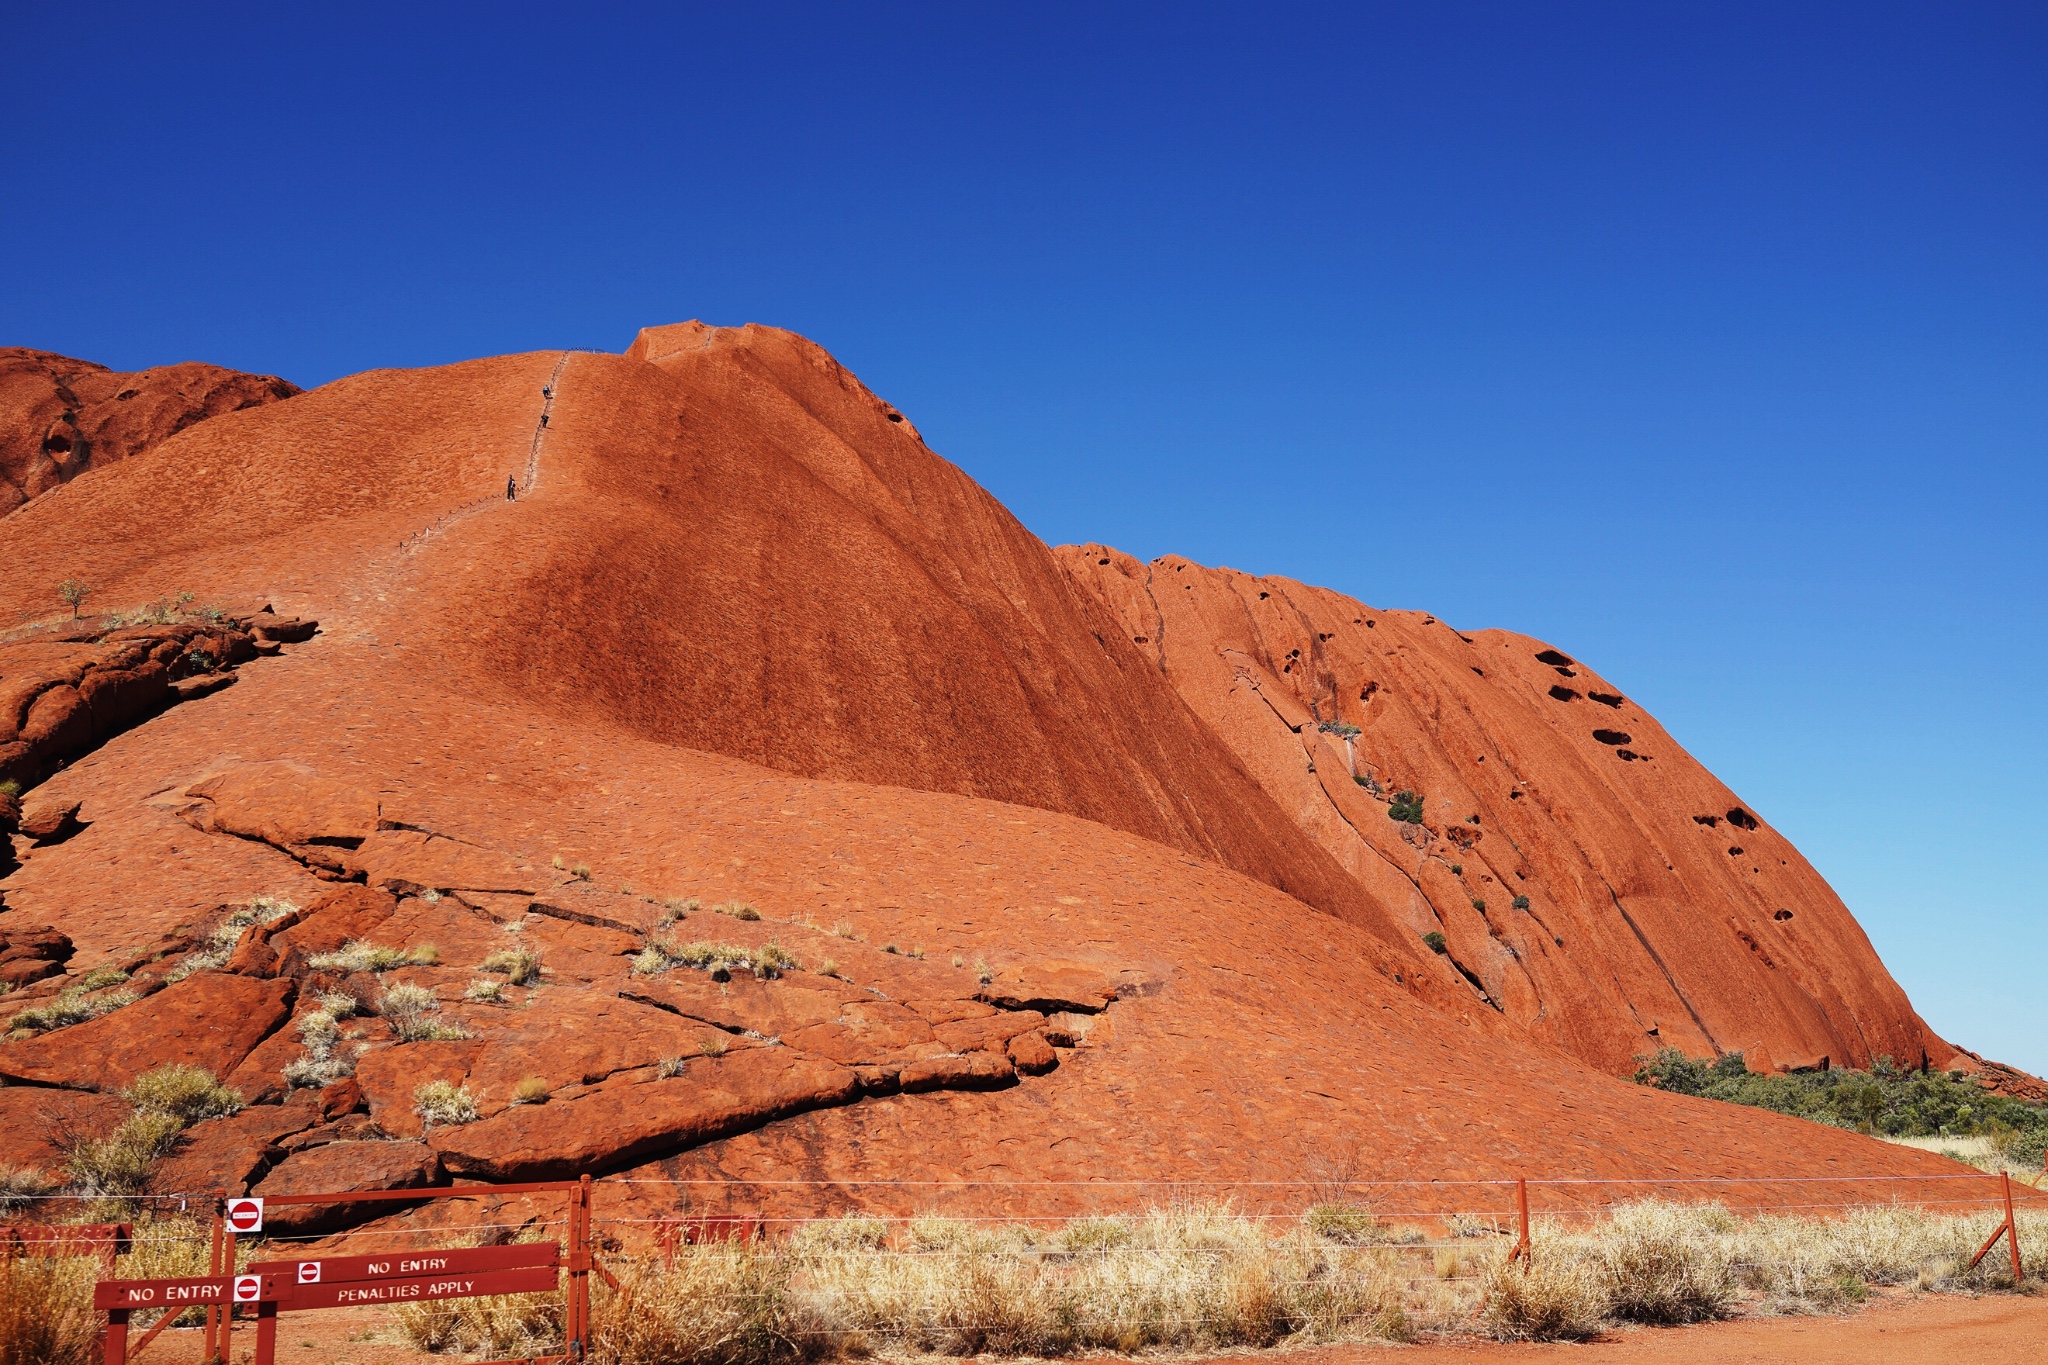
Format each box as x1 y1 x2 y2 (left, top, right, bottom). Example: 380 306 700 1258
506 476 517 501
542 386 552 399
540 413 549 428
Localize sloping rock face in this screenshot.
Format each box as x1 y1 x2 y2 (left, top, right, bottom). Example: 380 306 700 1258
1053 548 1953 1079
0 347 298 515
0 323 2019 1221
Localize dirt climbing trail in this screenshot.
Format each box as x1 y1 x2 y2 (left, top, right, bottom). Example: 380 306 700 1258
398 350 571 558
333 352 574 630
524 351 571 494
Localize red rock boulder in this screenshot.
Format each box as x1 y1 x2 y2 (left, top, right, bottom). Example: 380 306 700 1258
427 1048 859 1181
0 973 293 1091
250 1140 443 1233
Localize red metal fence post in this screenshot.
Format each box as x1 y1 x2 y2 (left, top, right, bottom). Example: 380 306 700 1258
220 1222 238 1360
253 1297 279 1365
1510 1177 1532 1267
104 1307 128 1365
2003 1170 2023 1283
1967 1170 2025 1282
204 1194 224 1362
566 1173 592 1357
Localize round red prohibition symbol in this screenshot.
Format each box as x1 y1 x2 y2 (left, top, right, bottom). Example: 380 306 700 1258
233 1275 262 1302
225 1197 265 1233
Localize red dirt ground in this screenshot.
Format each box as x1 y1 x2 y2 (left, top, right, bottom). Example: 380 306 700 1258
131 1289 2048 1364
1236 1291 2048 1363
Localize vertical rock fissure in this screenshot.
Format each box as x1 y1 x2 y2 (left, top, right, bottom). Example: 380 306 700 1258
1605 883 1721 1053
1139 565 1169 676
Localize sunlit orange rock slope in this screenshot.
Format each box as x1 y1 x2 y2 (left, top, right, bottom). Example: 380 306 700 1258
1 347 299 516
1052 550 1960 1079
0 322 2014 1214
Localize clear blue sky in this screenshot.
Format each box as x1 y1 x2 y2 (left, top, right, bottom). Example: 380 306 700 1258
6 4 2042 1073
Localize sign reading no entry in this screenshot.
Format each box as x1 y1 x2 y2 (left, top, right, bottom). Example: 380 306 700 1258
225 1198 264 1234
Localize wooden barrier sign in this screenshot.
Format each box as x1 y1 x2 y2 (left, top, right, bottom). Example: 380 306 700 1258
1 1222 130 1264
94 1272 283 1310
251 1241 558 1287
249 1243 561 1311
285 1265 559 1310
98 1181 589 1365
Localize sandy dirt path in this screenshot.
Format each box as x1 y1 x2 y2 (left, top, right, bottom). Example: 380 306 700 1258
1185 1291 2048 1364
169 1287 2045 1363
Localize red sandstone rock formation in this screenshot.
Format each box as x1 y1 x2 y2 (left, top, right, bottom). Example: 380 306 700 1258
1051 548 1962 1081
0 323 2029 1221
0 347 299 515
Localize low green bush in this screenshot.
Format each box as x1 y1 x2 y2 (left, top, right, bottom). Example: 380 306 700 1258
414 1081 478 1127
1631 1047 2048 1141
64 1112 184 1198
125 1065 241 1124
480 948 543 985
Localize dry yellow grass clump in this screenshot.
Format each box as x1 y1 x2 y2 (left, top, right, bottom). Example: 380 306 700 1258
592 1203 1422 1364
4 1200 2041 1362
1483 1199 2048 1340
0 1256 98 1365
585 1200 2047 1360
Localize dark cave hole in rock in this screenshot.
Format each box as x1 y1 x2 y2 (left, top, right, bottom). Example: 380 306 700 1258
1694 815 1720 827
1616 749 1639 761
1588 692 1624 707
1365 620 1375 628
1555 667 1577 678
1728 846 1744 857
116 388 139 400
1549 685 1578 702
1471 667 1484 677
1726 808 1759 831
1132 636 1149 645
1097 558 1109 566
1774 909 1794 921
1535 649 1574 667
43 432 73 454
1592 730 1632 746
886 412 904 422
1509 790 1523 800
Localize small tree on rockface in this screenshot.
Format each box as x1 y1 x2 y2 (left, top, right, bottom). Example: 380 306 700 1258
57 579 90 619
